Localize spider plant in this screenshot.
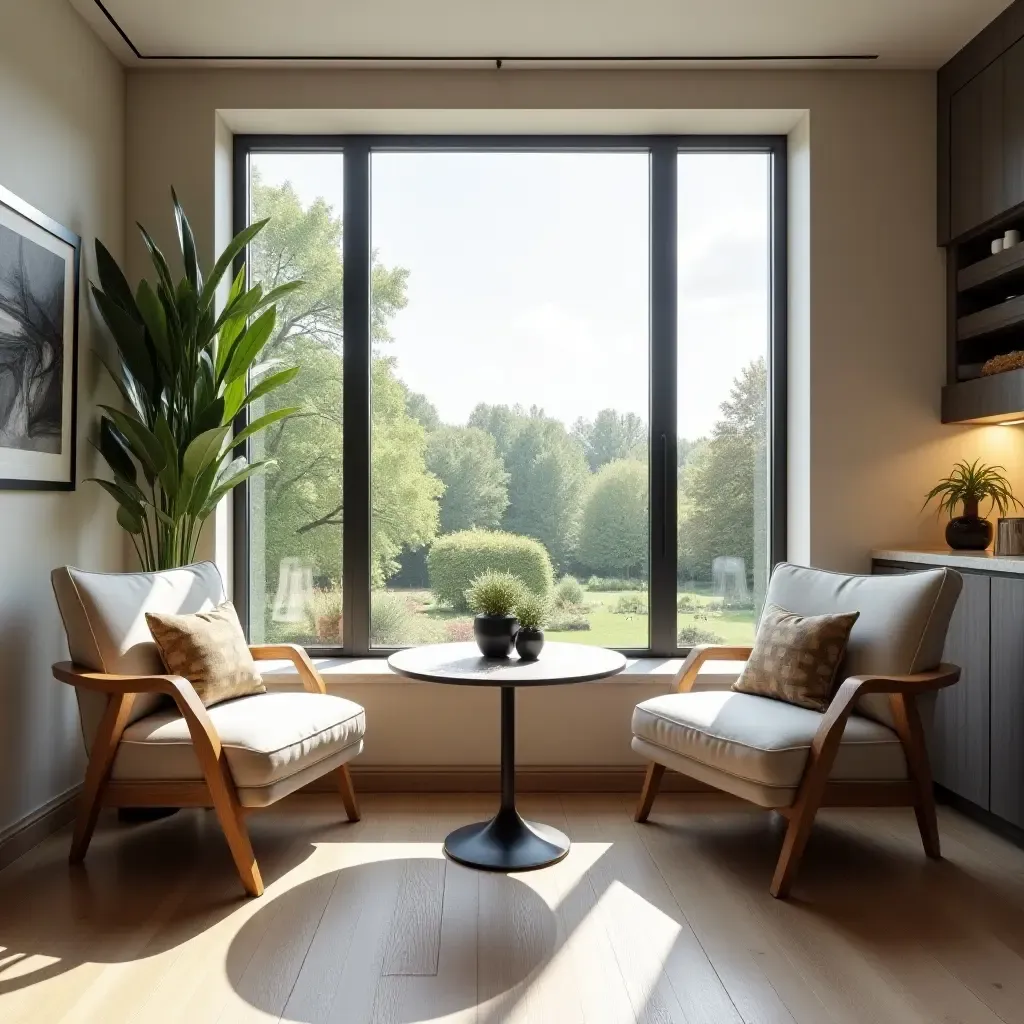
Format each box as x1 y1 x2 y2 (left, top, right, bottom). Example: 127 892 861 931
90 189 302 570
923 460 1023 520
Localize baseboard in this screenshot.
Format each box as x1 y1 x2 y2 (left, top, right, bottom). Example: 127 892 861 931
318 765 710 794
935 784 1024 852
0 785 79 872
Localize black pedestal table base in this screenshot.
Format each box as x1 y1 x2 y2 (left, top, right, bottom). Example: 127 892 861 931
385 642 627 873
444 810 570 871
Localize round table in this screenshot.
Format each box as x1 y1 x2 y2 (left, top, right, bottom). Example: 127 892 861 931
387 641 626 871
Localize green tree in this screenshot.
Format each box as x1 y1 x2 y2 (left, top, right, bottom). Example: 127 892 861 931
468 402 528 462
500 411 589 569
248 175 440 600
572 409 647 471
426 426 509 533
577 459 649 577
406 391 441 432
678 358 767 583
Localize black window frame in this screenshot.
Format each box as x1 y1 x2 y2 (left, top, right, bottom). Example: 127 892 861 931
232 133 787 658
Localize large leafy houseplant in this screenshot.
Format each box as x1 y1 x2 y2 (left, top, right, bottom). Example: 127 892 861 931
91 190 301 570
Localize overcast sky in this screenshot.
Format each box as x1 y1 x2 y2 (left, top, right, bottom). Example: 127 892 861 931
252 148 769 442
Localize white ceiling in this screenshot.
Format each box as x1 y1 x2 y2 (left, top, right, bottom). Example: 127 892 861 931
72 0 1012 68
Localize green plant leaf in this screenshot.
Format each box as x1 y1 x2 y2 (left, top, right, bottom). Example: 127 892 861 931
239 366 300 412
153 413 180 496
199 459 272 520
101 406 166 479
172 187 203 294
230 407 300 451
92 287 155 399
194 395 226 435
94 240 138 315
98 417 137 483
182 425 229 480
221 307 276 385
89 477 143 516
116 504 145 535
136 222 175 298
198 218 268 312
134 280 171 371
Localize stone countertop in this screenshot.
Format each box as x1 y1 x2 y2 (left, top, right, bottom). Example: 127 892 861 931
873 547 1024 575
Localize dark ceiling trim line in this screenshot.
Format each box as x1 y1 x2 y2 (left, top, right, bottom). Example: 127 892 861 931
92 2 878 64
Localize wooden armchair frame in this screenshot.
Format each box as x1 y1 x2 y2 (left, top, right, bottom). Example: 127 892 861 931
52 644 360 898
634 644 960 898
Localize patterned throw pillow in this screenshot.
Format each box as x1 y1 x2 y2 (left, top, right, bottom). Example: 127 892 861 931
145 601 265 707
732 603 860 712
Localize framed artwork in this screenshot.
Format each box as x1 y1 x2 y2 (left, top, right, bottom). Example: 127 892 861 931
0 183 80 490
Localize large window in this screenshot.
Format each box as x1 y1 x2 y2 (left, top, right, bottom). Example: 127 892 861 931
235 137 785 656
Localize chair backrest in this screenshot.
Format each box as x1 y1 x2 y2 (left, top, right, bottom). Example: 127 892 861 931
762 562 963 726
51 562 226 747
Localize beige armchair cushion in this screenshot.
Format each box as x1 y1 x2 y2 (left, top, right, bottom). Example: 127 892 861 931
632 690 907 808
52 562 227 744
760 563 962 726
112 692 366 808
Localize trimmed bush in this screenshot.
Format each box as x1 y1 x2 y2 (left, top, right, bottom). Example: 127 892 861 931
370 591 413 647
613 593 648 615
677 624 726 647
428 529 553 611
585 576 638 592
548 612 591 632
554 574 584 609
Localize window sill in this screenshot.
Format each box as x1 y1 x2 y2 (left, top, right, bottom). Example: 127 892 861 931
258 656 746 688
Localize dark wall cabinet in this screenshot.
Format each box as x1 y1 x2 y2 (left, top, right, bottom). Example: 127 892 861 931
991 577 1024 828
873 561 1024 835
943 31 1024 242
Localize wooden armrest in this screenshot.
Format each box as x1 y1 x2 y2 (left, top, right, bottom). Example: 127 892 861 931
52 661 224 757
813 663 961 754
249 643 326 694
676 644 754 692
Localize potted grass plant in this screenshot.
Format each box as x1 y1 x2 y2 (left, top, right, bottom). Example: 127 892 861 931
466 570 526 658
513 591 549 661
923 459 1023 550
89 190 302 569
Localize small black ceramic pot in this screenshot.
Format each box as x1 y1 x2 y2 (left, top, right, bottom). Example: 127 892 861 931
945 515 992 551
474 614 519 658
515 627 545 661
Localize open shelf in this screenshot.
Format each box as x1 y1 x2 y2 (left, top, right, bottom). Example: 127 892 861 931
942 366 1024 423
958 243 1024 292
957 294 1024 341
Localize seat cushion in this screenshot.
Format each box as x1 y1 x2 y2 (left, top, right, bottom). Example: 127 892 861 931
762 563 962 726
633 690 907 800
112 692 365 798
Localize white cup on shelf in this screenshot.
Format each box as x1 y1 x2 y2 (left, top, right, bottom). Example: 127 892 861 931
1005 229 1022 248
993 237 1006 254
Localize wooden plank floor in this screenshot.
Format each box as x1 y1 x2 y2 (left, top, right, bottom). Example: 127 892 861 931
1 792 1023 1023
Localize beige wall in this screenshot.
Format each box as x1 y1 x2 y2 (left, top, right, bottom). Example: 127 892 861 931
0 0 126 841
123 66 1024 766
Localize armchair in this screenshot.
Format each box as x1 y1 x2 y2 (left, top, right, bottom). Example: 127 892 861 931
51 562 364 897
633 563 963 898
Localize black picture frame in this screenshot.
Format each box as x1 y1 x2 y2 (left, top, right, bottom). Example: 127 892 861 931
0 183 80 491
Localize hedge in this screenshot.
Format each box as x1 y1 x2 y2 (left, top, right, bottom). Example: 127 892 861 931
428 529 553 611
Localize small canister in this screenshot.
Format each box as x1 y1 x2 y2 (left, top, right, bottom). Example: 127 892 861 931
996 517 1024 555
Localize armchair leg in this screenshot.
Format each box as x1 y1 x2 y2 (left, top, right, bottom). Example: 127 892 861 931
71 694 135 864
889 693 941 859
208 781 263 897
635 762 665 823
770 799 821 899
337 764 360 822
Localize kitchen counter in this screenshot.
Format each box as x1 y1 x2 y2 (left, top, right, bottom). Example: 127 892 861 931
873 547 1024 575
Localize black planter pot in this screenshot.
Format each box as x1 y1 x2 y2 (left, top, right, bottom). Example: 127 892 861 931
515 627 545 661
474 614 519 658
945 515 992 551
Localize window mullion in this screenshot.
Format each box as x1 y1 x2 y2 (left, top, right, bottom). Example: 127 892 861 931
342 142 372 655
649 142 678 656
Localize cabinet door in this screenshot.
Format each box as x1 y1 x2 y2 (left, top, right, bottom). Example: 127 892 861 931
991 577 1024 828
950 61 1005 238
1005 39 1024 210
932 571 990 807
